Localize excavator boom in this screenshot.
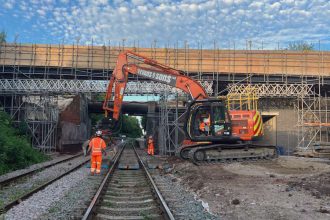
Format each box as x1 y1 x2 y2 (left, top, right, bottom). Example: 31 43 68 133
103 51 208 120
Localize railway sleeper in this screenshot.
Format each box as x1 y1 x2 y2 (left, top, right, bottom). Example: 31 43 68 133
95 213 162 220
97 205 160 216
103 194 153 201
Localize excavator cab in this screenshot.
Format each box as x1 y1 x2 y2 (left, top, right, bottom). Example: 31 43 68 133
185 100 239 143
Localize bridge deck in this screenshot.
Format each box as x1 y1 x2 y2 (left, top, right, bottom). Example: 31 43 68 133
0 43 329 77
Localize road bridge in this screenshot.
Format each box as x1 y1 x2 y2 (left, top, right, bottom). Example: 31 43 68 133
1 43 329 81
0 43 329 154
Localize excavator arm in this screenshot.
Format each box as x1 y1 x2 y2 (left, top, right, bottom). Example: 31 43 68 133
103 51 208 120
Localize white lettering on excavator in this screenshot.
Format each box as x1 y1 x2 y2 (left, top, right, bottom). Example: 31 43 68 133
137 69 176 85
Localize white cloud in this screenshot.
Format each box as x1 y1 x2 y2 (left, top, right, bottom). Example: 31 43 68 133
37 9 46 16
118 6 128 13
270 2 281 10
0 0 330 48
3 0 15 9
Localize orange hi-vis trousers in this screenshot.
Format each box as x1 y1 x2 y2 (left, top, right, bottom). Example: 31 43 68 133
148 142 154 155
91 155 102 174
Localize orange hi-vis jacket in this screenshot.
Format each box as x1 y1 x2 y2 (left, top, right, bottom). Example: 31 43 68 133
89 137 106 156
147 137 154 155
199 122 205 131
148 138 153 146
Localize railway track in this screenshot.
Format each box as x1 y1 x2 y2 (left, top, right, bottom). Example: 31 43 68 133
83 140 175 220
0 153 89 213
0 153 83 186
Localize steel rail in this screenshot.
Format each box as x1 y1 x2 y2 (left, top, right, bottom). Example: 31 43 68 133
2 157 90 213
81 143 125 220
0 153 83 186
133 146 175 220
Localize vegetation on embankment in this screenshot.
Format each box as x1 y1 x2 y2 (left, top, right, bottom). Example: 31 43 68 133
0 110 48 175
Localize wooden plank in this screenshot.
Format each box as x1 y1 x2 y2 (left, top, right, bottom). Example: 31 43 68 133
0 43 329 76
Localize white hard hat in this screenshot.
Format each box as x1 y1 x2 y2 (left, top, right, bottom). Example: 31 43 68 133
96 130 102 136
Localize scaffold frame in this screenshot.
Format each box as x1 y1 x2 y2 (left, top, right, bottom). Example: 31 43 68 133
0 94 58 153
295 95 330 150
0 79 213 95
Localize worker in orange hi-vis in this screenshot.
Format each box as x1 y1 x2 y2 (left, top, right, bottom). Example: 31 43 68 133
87 130 107 175
147 135 155 156
199 120 205 134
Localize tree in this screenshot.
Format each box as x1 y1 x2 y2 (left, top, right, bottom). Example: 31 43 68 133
0 30 6 43
120 115 143 138
287 41 314 51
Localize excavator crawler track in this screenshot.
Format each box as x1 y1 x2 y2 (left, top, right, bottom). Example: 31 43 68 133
185 144 278 165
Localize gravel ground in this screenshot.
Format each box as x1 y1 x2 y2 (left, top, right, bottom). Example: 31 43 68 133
0 156 89 209
0 154 80 183
38 172 104 219
151 170 219 220
5 167 95 220
37 160 109 219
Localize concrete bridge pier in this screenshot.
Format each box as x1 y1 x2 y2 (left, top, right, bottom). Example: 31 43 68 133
57 94 91 152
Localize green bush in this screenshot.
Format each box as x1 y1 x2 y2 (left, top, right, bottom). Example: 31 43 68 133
0 111 48 175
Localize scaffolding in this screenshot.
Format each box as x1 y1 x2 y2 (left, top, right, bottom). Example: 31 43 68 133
0 94 58 153
1 42 329 83
0 42 329 155
226 85 259 111
158 93 186 155
296 94 330 151
226 83 330 156
0 79 212 95
227 84 313 98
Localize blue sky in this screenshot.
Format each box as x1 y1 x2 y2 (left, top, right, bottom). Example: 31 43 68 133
1 0 330 50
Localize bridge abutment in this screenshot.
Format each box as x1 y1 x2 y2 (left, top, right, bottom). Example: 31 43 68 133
58 94 91 152
258 98 298 154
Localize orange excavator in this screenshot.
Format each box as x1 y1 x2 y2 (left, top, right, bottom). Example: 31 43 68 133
103 51 277 163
